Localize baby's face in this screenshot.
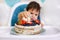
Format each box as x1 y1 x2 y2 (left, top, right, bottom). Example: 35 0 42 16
29 9 39 20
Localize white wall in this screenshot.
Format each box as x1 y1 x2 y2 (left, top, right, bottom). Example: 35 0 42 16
0 3 10 26
41 0 60 26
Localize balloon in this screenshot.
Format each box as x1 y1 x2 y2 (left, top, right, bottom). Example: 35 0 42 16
40 0 45 3
5 0 20 7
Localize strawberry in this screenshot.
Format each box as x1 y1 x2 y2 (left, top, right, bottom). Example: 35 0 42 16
35 20 40 24
21 20 26 25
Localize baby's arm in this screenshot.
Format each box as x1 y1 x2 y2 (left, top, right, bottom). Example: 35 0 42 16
17 12 23 25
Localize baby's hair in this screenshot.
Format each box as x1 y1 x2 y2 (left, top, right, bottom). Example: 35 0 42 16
26 1 41 12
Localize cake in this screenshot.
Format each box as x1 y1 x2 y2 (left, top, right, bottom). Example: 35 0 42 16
14 14 42 35
14 24 42 35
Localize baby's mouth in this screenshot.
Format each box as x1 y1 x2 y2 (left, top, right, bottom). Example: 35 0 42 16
31 17 36 21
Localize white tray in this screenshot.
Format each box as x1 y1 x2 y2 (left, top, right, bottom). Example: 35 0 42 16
0 26 60 40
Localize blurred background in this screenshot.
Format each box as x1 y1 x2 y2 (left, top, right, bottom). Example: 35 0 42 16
0 0 60 26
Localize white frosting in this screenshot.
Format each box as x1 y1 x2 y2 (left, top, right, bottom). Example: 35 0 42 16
15 24 42 34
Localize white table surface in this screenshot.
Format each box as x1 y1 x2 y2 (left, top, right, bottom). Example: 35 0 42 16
0 26 60 40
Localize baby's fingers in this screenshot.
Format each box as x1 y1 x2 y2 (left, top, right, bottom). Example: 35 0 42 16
22 13 27 18
23 12 29 18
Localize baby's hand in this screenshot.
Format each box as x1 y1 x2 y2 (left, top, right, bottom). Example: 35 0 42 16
23 11 31 22
40 22 44 27
23 11 30 18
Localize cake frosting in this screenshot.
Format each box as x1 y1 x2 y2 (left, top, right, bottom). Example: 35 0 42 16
14 24 42 35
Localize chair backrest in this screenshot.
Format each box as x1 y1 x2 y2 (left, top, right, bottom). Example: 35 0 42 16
11 4 40 26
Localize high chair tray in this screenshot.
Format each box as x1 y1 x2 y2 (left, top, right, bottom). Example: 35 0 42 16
0 26 60 40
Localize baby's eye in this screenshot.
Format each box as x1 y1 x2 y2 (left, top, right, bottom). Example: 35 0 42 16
31 13 33 14
35 14 38 16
